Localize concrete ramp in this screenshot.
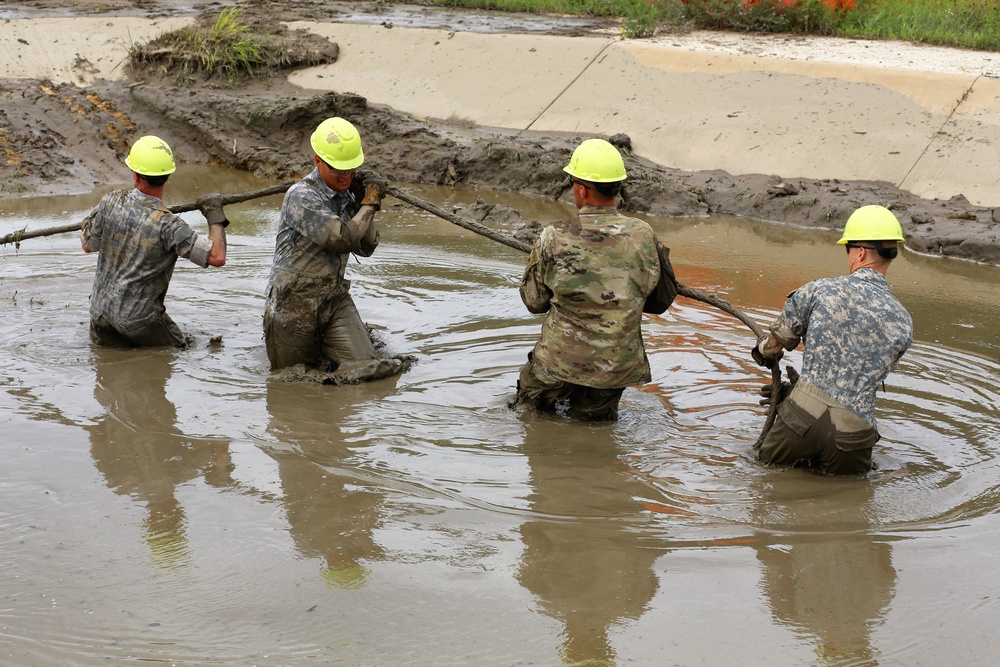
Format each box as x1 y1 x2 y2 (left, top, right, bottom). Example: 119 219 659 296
287 22 613 130
288 22 1000 206
3 15 999 206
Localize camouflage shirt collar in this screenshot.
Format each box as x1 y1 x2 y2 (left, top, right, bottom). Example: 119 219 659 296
129 188 162 208
305 167 351 203
851 267 889 286
578 205 618 216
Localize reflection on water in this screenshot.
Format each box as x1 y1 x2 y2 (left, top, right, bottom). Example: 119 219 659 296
88 349 235 570
518 421 661 666
262 378 393 589
750 475 895 666
3 171 1000 665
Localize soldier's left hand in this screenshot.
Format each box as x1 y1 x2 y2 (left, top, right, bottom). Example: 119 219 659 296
358 171 388 210
196 193 229 227
751 341 781 369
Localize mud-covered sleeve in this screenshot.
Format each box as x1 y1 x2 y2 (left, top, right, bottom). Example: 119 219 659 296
81 200 106 252
355 218 379 257
519 231 553 314
642 237 677 315
160 211 211 268
769 286 811 350
283 186 355 254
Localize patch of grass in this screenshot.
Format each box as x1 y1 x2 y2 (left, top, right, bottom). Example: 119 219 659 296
838 0 1000 50
128 8 281 86
414 0 1000 50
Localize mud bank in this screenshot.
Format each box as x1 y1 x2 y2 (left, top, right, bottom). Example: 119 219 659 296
1 0 999 264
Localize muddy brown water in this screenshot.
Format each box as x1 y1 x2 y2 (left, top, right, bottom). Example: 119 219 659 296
3 167 1000 666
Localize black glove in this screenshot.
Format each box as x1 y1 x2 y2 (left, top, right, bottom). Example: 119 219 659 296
359 172 387 210
758 381 790 407
751 337 782 369
196 193 229 227
758 366 799 407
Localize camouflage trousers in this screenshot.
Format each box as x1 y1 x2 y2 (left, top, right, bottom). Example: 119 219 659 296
757 384 878 476
514 352 625 422
89 312 186 348
263 290 376 373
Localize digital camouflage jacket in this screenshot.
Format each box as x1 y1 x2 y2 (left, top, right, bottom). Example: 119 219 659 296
265 168 378 314
82 188 210 331
769 267 913 424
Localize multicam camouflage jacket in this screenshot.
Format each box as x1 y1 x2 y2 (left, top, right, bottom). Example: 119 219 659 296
81 188 211 329
265 168 378 311
769 267 913 424
520 205 662 389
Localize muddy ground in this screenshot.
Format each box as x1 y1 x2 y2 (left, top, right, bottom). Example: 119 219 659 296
2 0 999 264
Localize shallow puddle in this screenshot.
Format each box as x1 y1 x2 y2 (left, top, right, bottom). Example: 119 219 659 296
2 168 1000 665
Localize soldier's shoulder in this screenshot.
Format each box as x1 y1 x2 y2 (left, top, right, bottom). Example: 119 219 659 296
550 217 581 236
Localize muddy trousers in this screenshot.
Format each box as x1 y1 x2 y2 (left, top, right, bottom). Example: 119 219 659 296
757 393 878 476
90 312 186 348
514 353 625 422
263 292 376 372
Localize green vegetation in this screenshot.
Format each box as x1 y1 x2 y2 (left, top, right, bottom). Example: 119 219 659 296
128 8 280 86
418 0 1000 48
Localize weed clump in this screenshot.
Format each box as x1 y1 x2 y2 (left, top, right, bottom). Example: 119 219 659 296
127 8 332 86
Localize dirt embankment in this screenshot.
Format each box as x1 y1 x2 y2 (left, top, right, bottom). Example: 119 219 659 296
2 0 999 264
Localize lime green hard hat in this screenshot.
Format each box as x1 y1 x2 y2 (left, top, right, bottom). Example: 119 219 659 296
321 562 370 590
563 138 627 183
124 135 177 176
837 205 905 244
311 117 365 170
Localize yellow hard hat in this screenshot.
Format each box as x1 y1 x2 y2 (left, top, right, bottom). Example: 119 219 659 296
837 205 905 244
321 562 370 590
563 138 627 183
124 135 177 176
310 117 365 170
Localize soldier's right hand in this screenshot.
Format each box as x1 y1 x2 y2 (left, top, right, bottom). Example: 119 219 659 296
759 381 791 407
758 365 798 407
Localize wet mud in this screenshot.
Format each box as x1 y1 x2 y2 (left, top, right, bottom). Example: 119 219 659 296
2 1 1000 265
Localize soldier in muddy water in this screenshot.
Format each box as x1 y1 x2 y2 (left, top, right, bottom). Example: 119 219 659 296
263 116 407 384
751 204 913 475
81 135 229 348
513 138 675 422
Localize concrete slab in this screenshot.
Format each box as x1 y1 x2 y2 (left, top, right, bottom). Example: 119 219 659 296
0 17 191 85
286 22 613 129
900 76 1000 202
287 22 1000 206
532 42 976 190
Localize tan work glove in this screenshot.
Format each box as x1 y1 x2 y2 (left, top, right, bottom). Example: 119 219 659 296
358 171 388 210
196 193 229 227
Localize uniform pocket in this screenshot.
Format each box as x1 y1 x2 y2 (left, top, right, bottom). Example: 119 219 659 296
834 428 878 452
775 400 814 437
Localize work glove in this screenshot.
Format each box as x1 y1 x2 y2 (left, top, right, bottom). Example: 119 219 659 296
358 170 388 210
196 193 229 227
758 366 799 407
751 336 782 369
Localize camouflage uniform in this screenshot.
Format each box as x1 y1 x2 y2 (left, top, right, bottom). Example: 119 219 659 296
82 188 212 347
515 206 667 421
263 168 379 371
758 267 913 474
